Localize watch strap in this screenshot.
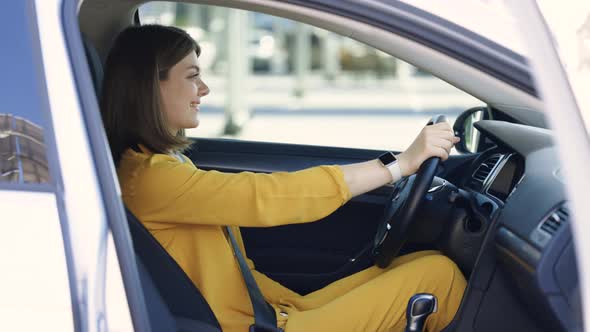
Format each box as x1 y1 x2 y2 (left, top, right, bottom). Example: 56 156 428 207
378 152 402 184
387 161 402 184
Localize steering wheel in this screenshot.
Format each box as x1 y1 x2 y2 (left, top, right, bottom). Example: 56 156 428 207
372 115 447 268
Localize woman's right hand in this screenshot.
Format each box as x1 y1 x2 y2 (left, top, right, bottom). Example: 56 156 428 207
340 121 460 198
396 122 460 177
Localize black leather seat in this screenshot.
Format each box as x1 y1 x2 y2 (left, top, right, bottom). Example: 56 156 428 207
83 35 221 331
127 208 221 331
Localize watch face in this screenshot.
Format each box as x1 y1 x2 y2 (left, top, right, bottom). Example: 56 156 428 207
379 152 397 165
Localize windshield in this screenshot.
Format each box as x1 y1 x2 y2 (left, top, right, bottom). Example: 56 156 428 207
403 0 589 125
399 0 526 57
536 1 590 129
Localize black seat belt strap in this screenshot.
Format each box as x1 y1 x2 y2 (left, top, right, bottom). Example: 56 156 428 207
226 227 284 332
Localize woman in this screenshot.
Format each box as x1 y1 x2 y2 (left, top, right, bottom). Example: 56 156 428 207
101 25 466 332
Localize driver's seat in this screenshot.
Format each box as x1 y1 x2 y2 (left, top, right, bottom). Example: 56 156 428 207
125 208 222 331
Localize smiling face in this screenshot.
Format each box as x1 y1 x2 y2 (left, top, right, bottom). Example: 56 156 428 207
159 51 210 135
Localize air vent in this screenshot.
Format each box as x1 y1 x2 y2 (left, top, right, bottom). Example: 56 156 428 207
530 204 570 248
470 154 501 190
540 206 569 235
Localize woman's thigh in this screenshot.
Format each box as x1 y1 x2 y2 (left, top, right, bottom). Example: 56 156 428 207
281 250 440 311
284 254 466 332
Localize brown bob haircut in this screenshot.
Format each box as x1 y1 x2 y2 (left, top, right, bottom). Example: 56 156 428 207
100 24 201 164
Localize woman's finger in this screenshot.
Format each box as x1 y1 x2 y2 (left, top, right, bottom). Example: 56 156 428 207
428 145 449 161
432 130 457 141
431 137 453 154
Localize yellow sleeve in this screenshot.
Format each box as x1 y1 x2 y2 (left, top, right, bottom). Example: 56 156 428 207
126 154 352 227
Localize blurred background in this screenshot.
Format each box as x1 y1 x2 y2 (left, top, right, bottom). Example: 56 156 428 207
139 2 483 152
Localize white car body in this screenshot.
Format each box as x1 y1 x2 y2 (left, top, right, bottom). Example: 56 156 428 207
0 0 586 331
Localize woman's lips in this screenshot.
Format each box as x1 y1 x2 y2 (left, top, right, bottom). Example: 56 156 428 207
190 101 200 111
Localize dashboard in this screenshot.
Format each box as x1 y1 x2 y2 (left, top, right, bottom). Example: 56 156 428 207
461 120 581 332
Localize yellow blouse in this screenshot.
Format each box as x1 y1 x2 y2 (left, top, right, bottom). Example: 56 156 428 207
117 146 352 332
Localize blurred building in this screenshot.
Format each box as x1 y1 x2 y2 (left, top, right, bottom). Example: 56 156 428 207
0 114 49 183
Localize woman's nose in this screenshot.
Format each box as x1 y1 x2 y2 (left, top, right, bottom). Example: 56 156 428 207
198 80 210 97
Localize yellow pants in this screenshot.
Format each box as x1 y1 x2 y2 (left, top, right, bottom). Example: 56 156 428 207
275 251 466 332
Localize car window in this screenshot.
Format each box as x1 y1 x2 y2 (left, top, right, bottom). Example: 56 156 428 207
0 1 72 331
0 2 53 185
139 2 482 152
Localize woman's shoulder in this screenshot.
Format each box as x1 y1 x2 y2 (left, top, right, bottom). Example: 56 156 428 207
120 147 187 171
118 147 195 198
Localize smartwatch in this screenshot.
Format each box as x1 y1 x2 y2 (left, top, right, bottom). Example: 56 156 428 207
378 152 402 184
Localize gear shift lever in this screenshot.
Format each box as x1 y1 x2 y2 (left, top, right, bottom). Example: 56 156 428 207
405 293 438 332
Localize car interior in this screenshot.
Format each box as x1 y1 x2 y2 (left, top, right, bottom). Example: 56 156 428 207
74 0 582 331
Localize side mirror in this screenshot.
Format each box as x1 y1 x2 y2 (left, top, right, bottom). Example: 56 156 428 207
453 106 492 154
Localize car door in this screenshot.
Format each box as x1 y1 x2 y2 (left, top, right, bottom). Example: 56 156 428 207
72 0 556 329
36 0 146 331
0 1 75 330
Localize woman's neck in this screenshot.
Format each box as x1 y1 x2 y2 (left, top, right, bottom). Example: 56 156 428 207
168 151 184 162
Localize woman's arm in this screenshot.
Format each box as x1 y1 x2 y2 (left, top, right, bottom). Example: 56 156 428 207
126 122 458 227
128 160 351 227
341 122 459 197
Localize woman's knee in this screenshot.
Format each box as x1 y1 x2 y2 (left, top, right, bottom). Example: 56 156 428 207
413 255 466 331
412 254 465 290
420 254 460 272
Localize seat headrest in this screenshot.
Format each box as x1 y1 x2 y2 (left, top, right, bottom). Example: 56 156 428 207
82 37 103 98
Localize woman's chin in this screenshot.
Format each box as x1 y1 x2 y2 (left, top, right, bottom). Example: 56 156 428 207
185 119 200 129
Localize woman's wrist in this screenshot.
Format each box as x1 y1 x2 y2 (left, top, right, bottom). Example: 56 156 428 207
395 153 413 177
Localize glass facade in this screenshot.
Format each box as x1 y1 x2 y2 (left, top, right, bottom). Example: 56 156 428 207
0 114 49 183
